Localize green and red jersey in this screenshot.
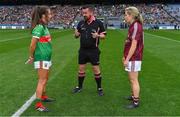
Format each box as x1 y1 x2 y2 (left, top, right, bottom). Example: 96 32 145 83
32 24 52 62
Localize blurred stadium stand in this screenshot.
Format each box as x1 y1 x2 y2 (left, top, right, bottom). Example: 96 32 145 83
0 0 179 29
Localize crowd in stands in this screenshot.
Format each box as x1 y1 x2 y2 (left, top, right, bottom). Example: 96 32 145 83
164 4 180 21
0 6 31 25
0 4 179 27
0 5 79 26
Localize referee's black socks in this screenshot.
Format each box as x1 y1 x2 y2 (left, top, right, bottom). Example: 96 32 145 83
94 73 102 89
78 72 85 88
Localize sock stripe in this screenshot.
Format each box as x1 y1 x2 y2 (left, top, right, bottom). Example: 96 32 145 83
78 72 85 77
133 97 140 99
94 73 101 78
133 97 140 102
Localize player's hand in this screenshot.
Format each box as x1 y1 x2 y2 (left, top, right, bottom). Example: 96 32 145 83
122 57 125 63
25 56 34 64
91 32 99 39
74 29 80 38
123 59 129 67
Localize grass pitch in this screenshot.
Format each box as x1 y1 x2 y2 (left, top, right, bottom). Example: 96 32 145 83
0 29 180 116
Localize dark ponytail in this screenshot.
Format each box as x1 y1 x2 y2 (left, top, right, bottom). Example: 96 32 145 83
31 6 50 31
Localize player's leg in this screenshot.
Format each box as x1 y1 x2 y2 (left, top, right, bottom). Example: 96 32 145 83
129 72 140 98
90 49 104 96
125 61 141 109
92 65 101 89
78 64 86 88
73 64 86 93
35 68 49 112
73 49 87 93
42 71 48 96
92 65 104 96
41 61 52 95
42 82 47 97
126 71 140 109
41 70 55 102
124 78 134 101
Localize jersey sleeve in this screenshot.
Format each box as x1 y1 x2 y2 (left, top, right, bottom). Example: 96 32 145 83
32 25 43 39
98 21 106 35
131 22 141 41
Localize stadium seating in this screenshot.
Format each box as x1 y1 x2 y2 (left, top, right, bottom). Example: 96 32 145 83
0 4 179 27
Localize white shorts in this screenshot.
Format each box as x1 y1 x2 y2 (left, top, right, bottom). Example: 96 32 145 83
34 61 52 70
125 61 142 72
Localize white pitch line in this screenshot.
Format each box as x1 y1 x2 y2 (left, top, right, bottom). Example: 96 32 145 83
11 64 67 117
11 93 36 117
0 30 65 43
145 32 180 43
11 41 75 116
0 36 29 42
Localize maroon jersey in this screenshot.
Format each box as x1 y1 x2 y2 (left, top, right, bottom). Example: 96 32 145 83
124 21 144 61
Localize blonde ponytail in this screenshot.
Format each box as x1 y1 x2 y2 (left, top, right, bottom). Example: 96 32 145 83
138 14 143 24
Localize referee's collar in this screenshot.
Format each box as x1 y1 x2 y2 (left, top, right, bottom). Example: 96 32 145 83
87 15 95 24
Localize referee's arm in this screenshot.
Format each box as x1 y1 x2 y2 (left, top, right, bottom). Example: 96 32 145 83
98 32 106 39
98 21 107 40
91 30 106 40
74 22 81 38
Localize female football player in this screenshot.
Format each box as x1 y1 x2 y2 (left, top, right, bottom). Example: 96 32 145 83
26 6 54 112
123 6 144 109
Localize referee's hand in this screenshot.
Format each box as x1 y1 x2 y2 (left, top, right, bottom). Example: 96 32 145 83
91 32 99 39
74 29 80 38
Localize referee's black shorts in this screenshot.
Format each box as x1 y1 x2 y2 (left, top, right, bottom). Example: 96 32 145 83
78 48 101 66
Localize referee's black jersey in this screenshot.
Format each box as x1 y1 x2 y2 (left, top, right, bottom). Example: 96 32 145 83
77 17 106 49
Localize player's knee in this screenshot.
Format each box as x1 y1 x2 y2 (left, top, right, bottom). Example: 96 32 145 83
79 65 85 73
130 78 138 84
78 66 86 77
92 67 100 74
79 68 85 73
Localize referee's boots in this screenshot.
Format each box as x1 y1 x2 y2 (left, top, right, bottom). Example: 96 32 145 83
98 88 104 96
72 86 82 93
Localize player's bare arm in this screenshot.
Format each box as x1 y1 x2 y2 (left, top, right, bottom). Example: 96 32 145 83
28 38 38 64
124 39 137 67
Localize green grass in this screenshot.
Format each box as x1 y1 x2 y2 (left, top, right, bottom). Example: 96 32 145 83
0 29 180 116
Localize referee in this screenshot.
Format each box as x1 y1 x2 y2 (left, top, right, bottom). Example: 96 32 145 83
73 6 106 96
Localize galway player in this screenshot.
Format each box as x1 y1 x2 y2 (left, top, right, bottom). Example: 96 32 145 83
123 6 144 109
